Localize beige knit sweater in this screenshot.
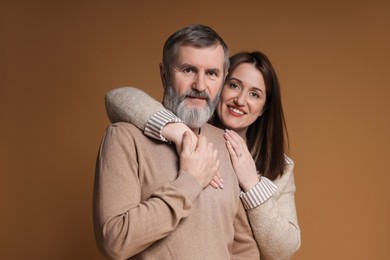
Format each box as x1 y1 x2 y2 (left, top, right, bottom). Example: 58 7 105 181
93 122 260 259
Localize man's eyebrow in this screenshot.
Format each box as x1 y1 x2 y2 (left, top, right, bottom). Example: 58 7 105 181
177 64 221 75
206 68 221 74
177 63 197 70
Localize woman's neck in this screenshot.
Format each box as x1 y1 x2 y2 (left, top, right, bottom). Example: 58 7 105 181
234 128 247 141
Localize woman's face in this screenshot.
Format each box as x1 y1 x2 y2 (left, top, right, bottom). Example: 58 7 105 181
216 63 266 133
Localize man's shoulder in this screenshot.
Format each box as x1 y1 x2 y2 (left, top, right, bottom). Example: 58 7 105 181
106 122 144 138
108 122 170 147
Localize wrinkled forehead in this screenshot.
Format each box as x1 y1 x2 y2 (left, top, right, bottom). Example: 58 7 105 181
174 44 225 71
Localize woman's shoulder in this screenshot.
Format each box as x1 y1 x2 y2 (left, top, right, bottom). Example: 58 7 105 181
271 156 296 195
284 154 294 165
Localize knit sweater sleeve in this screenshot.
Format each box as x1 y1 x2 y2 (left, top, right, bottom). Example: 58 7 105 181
93 123 202 259
246 160 301 260
105 86 182 142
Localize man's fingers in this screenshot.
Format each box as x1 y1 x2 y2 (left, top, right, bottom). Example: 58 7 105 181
181 131 192 154
196 135 208 150
213 149 218 160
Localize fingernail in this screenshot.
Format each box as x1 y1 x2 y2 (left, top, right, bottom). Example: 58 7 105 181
219 182 224 189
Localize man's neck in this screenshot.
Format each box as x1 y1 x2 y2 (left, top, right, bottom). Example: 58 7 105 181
191 128 201 135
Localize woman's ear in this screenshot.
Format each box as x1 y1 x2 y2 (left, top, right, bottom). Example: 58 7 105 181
259 108 265 117
259 103 268 117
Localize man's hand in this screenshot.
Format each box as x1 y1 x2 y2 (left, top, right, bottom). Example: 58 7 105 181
179 131 220 189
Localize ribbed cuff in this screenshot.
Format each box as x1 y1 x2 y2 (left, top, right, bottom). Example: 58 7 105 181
240 177 278 210
144 109 182 142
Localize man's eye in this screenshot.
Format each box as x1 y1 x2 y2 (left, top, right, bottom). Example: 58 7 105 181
183 68 194 73
207 71 217 77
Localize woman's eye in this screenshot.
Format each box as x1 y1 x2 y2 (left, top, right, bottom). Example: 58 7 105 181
250 92 260 98
230 83 239 89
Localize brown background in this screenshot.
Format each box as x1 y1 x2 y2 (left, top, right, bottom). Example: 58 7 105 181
1 0 389 259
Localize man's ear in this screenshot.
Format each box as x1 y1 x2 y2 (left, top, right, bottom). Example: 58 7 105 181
159 63 166 89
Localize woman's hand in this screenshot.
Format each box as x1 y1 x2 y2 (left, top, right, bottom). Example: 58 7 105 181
162 123 196 153
224 130 259 191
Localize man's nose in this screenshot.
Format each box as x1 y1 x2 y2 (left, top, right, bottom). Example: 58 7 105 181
192 74 206 92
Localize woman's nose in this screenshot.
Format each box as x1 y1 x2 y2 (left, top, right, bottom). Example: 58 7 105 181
234 93 246 106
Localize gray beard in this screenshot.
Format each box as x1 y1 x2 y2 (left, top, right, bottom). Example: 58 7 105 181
163 86 220 129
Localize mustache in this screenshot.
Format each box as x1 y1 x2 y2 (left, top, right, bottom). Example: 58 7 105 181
183 89 210 101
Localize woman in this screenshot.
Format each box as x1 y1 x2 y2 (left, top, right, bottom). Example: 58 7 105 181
105 51 301 259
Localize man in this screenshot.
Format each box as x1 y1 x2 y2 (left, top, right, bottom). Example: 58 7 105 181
93 24 259 259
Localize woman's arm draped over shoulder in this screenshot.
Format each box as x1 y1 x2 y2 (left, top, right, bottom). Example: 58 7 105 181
105 86 190 145
105 86 166 129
